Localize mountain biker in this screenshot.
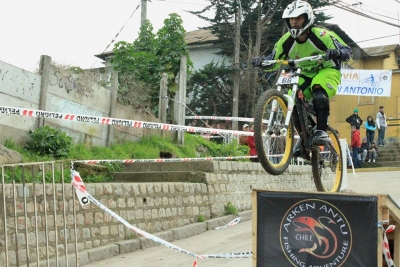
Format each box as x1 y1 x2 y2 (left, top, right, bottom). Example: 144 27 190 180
252 0 352 159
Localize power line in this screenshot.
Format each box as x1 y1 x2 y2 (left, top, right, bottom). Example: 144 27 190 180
153 0 208 5
333 1 400 28
352 33 400 44
91 4 140 68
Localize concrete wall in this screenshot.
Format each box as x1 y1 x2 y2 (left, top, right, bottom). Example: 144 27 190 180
0 57 162 146
0 162 315 266
0 60 41 143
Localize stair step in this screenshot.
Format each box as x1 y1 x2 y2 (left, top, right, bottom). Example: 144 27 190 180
362 161 400 168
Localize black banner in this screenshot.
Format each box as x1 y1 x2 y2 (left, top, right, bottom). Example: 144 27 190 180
256 191 377 266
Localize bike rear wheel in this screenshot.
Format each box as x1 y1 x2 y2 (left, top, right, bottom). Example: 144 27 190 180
254 89 294 175
311 128 343 192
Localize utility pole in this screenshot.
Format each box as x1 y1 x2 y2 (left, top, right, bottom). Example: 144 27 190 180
232 3 241 131
141 0 147 27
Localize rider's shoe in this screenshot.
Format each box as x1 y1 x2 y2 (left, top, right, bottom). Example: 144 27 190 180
312 130 329 146
292 139 303 158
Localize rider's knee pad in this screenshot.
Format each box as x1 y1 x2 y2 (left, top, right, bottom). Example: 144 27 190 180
313 89 329 111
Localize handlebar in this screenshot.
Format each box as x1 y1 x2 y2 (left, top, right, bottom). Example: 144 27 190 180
262 54 325 66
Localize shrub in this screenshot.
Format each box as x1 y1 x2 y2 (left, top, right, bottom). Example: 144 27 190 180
25 126 72 158
224 201 238 216
197 215 206 222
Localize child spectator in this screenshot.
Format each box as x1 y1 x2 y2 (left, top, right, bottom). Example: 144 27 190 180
246 124 258 162
364 115 376 146
359 138 369 162
368 141 379 162
351 126 362 168
239 124 249 146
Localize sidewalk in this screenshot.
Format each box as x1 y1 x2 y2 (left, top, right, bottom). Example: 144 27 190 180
346 169 400 204
83 219 253 267
82 170 400 267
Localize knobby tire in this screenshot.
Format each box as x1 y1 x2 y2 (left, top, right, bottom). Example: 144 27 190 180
254 89 294 175
311 128 343 192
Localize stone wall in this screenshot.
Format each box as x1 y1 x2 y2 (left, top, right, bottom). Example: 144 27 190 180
0 163 315 266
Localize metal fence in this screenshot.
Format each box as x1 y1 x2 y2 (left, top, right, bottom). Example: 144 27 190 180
0 161 80 267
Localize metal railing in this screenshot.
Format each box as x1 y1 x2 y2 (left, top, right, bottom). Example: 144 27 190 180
0 161 79 267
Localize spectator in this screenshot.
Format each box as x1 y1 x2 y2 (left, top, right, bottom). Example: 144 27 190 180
376 106 387 147
359 137 369 162
368 141 378 162
271 131 286 164
350 126 362 168
346 108 363 130
239 124 249 146
364 115 377 146
246 124 259 162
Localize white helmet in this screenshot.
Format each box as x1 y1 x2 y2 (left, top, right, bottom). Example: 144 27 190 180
282 0 315 39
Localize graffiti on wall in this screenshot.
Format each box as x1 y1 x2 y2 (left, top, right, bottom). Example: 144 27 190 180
50 66 111 97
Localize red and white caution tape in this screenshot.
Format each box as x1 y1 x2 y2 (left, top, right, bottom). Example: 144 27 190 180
0 105 253 137
72 156 257 165
215 217 241 230
381 224 396 267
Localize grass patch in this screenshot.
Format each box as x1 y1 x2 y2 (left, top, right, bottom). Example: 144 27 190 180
2 133 249 183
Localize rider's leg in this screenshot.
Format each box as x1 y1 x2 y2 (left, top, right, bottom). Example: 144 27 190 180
310 68 341 145
311 86 330 144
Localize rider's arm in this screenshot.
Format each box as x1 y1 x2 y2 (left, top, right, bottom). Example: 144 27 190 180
259 33 292 71
313 27 352 62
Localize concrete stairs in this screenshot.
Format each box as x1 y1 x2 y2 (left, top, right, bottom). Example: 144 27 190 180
362 142 400 168
114 161 217 183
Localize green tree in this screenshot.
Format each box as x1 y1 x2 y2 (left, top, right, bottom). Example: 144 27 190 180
111 14 192 112
155 13 192 93
187 60 233 117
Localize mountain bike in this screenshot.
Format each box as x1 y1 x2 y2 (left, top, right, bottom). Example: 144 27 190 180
253 55 343 192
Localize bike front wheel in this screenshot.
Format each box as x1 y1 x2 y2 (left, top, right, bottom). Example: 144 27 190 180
254 89 294 175
311 128 343 192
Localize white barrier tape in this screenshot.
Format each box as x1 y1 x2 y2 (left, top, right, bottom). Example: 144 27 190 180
200 252 252 259
72 156 258 164
215 217 241 230
0 105 253 137
186 116 254 122
70 170 203 260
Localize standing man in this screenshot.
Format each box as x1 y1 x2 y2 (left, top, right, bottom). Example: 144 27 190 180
346 108 363 129
346 108 363 140
376 105 387 147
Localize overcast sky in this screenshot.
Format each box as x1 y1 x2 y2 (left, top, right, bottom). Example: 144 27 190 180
0 0 399 72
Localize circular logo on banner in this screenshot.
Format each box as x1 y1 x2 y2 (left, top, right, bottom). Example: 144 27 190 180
280 199 352 267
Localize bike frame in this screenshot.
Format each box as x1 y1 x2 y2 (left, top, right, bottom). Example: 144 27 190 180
264 55 323 145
